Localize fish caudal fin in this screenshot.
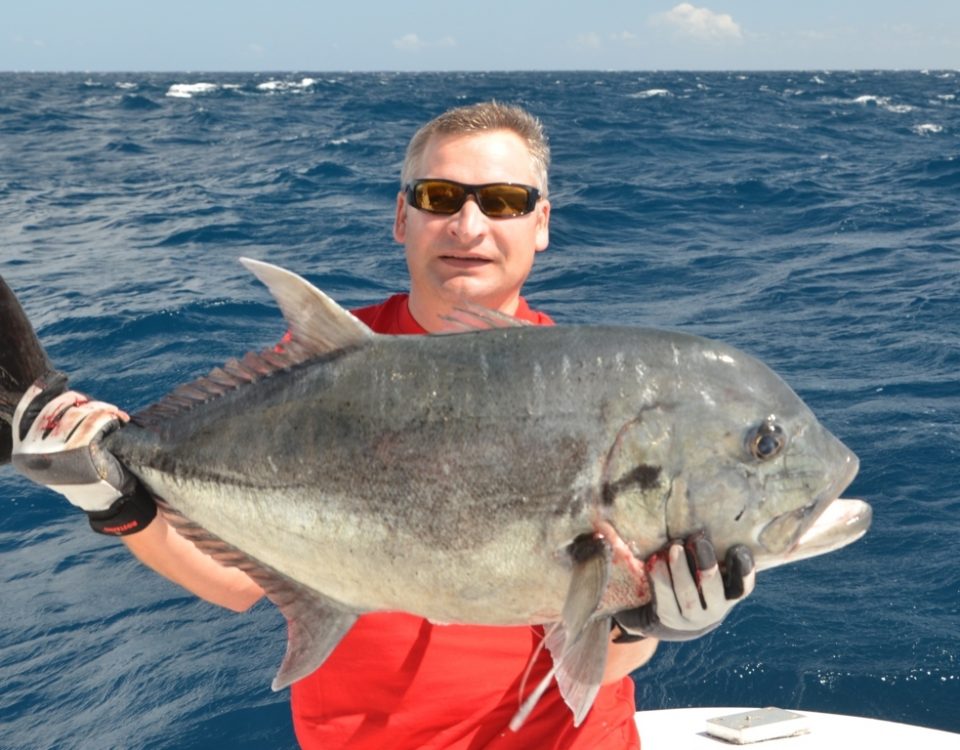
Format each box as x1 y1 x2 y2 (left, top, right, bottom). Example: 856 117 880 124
0 276 62 465
510 534 612 731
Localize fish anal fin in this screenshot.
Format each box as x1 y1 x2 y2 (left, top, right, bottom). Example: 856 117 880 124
156 501 358 690
269 592 357 690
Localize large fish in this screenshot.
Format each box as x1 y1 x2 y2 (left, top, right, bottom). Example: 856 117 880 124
0 259 871 727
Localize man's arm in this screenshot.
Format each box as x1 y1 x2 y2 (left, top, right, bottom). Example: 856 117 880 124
603 633 659 683
12 382 264 612
122 515 264 611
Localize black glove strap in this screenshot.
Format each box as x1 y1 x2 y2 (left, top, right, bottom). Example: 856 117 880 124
86 484 157 536
611 616 647 643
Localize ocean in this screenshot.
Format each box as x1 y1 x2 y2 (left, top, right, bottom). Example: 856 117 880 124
0 70 958 749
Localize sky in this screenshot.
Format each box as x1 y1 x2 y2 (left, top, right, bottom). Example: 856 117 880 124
4 1 959 72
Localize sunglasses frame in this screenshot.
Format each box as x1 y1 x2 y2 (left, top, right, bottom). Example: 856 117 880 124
405 178 541 218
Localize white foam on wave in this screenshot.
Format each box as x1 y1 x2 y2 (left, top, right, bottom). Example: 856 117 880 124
257 77 317 93
166 82 219 99
629 88 671 99
913 123 944 135
853 94 889 107
842 95 914 114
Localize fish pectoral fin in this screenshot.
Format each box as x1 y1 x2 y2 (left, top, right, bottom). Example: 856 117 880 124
268 585 358 690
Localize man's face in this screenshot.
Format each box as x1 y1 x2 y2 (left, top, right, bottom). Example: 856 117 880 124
395 130 550 319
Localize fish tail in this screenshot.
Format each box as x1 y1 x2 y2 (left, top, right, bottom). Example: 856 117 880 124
0 275 62 464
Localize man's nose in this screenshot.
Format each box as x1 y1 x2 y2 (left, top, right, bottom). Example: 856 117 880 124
450 196 486 240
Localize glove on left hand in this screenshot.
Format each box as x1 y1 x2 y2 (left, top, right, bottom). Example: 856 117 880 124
612 532 756 642
12 375 156 535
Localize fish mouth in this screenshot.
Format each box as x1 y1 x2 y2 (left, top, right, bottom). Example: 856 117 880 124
755 447 869 572
780 497 872 566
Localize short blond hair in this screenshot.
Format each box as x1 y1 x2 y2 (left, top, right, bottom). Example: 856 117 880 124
400 101 550 196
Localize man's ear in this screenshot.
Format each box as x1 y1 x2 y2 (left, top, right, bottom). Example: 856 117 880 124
393 191 407 243
535 198 550 252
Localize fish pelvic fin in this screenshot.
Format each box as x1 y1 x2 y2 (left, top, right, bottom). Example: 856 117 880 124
509 534 611 731
157 500 358 690
239 257 373 356
545 616 611 726
0 276 61 464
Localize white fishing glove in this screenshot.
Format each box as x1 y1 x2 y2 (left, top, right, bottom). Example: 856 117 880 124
11 375 156 536
612 533 756 642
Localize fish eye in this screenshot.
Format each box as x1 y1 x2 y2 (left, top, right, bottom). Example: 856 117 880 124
748 419 786 461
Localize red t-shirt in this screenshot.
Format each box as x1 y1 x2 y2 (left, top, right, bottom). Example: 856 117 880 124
289 293 640 750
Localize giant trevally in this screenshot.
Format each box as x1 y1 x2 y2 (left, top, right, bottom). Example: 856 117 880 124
0 259 871 728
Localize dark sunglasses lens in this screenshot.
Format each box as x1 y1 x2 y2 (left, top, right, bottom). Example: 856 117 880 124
476 185 535 217
414 181 466 214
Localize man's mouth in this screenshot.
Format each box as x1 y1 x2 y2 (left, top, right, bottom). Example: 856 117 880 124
439 255 491 267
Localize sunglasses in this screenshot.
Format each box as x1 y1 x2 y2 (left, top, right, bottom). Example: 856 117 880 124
405 179 541 218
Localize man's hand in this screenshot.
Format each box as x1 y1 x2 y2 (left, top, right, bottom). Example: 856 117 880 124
12 377 156 535
612 533 756 642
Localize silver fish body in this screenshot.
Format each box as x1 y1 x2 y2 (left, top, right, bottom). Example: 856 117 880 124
3 259 870 727
111 315 860 624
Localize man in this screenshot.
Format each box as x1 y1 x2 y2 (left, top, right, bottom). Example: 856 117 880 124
12 102 754 749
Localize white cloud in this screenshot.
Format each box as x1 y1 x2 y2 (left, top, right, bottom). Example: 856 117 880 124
393 34 457 52
654 3 742 41
575 32 603 50
393 33 425 52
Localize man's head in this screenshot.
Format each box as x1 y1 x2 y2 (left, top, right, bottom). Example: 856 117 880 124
395 102 552 331
400 101 550 195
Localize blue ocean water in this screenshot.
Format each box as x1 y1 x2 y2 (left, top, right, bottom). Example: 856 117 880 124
0 70 958 748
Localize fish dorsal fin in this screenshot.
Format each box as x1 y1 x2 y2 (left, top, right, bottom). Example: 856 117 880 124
132 259 373 429
438 301 531 333
240 257 373 359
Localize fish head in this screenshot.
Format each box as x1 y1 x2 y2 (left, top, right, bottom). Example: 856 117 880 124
608 332 870 572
